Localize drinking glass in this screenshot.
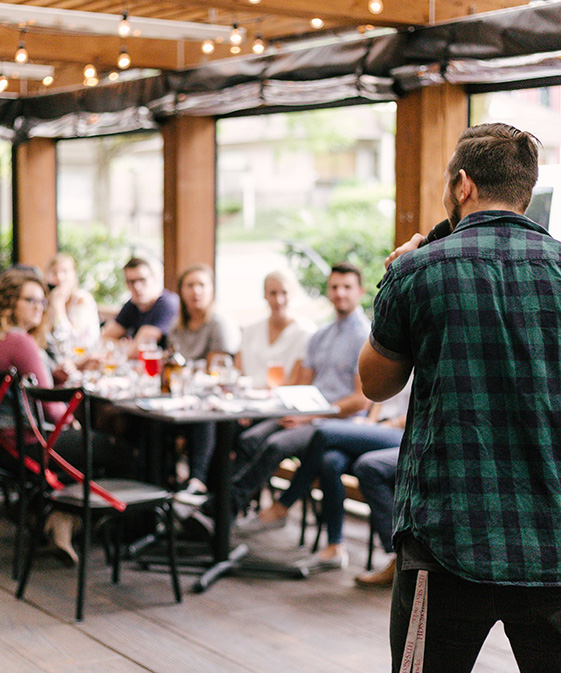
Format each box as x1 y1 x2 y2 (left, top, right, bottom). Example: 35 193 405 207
209 354 234 382
266 363 285 388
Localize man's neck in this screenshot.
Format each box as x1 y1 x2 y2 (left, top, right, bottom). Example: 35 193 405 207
461 200 525 219
135 295 159 312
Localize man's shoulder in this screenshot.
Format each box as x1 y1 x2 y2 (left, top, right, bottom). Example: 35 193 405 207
156 289 179 308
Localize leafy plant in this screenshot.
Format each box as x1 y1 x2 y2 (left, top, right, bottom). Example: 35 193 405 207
58 222 130 306
282 184 395 316
0 225 12 271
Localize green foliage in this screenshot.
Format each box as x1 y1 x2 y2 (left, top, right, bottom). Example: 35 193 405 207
0 224 12 271
283 184 396 316
58 222 130 306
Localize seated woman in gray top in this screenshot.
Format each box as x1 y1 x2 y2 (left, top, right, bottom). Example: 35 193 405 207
168 263 240 366
169 264 241 503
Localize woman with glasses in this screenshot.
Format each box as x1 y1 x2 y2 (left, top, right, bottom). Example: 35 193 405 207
0 268 131 566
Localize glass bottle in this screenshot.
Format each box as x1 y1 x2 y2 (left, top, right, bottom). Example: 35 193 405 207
160 345 186 394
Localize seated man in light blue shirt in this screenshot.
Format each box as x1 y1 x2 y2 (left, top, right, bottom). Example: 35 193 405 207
229 262 370 555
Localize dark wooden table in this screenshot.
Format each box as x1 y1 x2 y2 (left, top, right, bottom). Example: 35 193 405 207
95 393 335 592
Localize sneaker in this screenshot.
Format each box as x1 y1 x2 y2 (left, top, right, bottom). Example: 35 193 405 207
174 482 209 506
235 512 287 537
355 557 396 588
295 549 349 574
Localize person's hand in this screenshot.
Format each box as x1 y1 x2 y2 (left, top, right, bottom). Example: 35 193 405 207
48 285 70 319
384 233 425 269
279 414 314 429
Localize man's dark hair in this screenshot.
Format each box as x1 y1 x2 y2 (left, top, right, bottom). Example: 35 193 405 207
123 257 152 273
330 262 363 286
447 123 540 212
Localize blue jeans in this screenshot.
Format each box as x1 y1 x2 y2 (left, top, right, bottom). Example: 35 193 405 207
391 562 561 673
279 419 403 545
232 419 317 515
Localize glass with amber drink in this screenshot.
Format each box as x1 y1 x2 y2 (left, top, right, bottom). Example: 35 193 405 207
266 363 285 388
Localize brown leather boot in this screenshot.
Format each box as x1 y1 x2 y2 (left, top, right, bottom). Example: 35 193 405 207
355 556 396 588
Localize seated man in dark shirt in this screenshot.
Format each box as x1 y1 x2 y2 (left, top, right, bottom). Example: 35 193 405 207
102 257 179 358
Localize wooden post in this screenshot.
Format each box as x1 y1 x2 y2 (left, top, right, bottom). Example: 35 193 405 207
13 138 58 270
394 83 468 247
162 116 216 291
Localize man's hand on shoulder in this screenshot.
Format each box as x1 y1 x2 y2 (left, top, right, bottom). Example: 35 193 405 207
385 233 424 269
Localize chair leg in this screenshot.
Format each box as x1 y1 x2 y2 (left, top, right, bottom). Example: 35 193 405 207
311 498 323 553
12 479 27 580
111 518 123 585
299 495 308 547
15 506 44 600
76 511 90 622
366 514 375 571
161 503 182 603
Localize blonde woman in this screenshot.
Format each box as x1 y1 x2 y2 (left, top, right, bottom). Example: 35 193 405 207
236 269 316 388
45 253 100 351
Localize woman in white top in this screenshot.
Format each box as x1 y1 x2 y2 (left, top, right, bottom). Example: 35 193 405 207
236 269 316 388
45 253 100 353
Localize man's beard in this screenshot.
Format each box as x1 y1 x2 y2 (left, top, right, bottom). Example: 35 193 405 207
449 192 462 230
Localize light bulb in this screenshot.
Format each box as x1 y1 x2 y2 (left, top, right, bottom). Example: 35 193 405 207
42 75 53 87
230 23 243 45
248 0 262 4
230 45 241 54
201 39 215 54
108 71 120 81
368 0 384 14
0 76 8 92
84 76 99 87
117 47 131 70
118 11 131 38
252 36 265 54
310 18 324 29
15 43 28 64
83 63 96 79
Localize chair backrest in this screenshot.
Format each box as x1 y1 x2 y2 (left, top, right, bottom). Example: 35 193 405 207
20 384 126 511
0 368 25 478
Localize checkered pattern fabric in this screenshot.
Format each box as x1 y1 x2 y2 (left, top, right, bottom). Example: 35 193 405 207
371 211 561 585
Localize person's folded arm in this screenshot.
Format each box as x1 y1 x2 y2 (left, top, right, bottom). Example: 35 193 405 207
359 339 413 403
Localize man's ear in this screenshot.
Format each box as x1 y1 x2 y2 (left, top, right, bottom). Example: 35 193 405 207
457 169 476 204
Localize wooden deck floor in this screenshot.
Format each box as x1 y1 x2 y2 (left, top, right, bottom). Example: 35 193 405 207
0 507 518 673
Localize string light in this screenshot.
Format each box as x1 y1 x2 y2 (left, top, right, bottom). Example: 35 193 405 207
201 38 215 54
252 35 265 54
368 0 384 14
117 45 131 69
83 63 97 79
108 71 120 81
118 10 131 38
230 45 241 54
310 18 324 29
230 23 243 45
0 75 8 92
42 74 53 86
15 30 28 64
84 75 98 87
248 0 262 4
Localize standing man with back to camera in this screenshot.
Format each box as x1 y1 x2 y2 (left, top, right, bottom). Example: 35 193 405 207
359 123 561 672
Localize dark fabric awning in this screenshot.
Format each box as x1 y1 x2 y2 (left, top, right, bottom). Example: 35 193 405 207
2 1 561 140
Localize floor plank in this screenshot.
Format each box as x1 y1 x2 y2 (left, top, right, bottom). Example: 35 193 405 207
0 507 518 673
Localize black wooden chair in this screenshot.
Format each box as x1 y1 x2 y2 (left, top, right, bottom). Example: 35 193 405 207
15 384 182 621
0 368 28 580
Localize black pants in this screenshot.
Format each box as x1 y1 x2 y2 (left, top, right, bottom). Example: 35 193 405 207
391 562 561 673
